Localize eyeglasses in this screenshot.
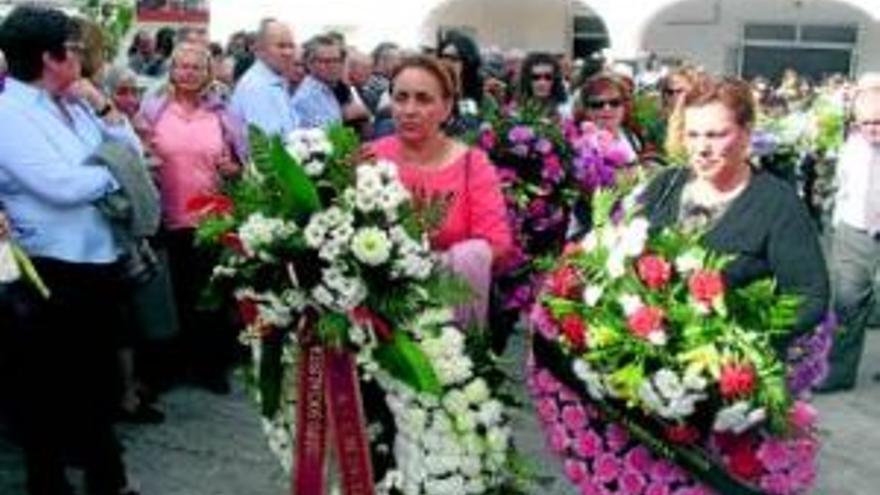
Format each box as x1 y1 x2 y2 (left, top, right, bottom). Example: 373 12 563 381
857 119 880 128
64 41 86 56
663 87 685 98
531 72 553 81
439 52 461 62
313 57 343 65
586 98 623 110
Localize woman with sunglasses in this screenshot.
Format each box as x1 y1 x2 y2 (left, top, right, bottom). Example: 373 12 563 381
578 72 643 164
518 52 571 119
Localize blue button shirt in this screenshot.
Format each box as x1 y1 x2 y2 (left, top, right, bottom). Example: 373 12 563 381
290 75 342 129
230 59 298 136
0 78 143 264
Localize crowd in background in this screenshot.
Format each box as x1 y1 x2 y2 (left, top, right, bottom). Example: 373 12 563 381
0 4 877 495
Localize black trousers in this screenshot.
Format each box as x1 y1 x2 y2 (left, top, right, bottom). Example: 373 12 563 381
163 229 237 380
6 258 127 495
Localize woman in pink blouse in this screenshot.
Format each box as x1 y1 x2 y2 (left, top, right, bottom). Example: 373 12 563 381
371 55 513 327
140 42 244 392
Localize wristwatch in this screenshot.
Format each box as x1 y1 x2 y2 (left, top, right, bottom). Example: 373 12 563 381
96 101 114 117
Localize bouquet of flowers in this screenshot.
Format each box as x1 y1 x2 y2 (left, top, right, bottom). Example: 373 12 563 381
528 190 825 495
192 126 523 495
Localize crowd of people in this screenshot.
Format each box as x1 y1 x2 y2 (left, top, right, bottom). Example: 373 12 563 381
0 3 877 495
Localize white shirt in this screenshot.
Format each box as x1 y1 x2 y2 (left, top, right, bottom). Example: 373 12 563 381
833 133 880 230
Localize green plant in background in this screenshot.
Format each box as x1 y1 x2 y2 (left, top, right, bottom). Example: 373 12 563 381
77 0 135 60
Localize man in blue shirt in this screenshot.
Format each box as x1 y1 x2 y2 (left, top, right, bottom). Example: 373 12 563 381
229 18 298 136
291 34 345 129
0 6 141 495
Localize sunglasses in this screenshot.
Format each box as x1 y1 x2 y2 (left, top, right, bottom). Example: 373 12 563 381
586 98 623 110
532 72 553 81
64 41 86 56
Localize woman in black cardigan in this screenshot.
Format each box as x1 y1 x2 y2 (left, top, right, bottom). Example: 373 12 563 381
640 76 829 342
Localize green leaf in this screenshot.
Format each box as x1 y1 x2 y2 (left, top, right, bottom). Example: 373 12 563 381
317 312 350 347
373 332 442 395
268 137 321 223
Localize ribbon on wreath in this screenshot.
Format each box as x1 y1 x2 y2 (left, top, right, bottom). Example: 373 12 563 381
292 314 376 495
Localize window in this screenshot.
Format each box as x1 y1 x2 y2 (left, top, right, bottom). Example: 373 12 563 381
572 15 609 58
740 22 858 82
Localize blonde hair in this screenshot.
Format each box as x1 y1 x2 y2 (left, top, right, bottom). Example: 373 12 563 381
168 42 213 94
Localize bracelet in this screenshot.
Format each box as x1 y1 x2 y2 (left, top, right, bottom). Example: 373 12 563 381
96 102 114 117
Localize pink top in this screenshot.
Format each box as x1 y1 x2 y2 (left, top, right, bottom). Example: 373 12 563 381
371 136 513 265
151 101 226 230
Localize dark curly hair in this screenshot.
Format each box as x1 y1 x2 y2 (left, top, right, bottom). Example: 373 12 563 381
0 5 80 82
437 29 483 104
518 52 567 106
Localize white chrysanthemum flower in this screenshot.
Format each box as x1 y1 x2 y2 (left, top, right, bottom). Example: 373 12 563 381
573 360 606 399
303 217 327 248
303 159 325 177
582 285 604 307
620 217 650 257
653 368 684 400
618 293 643 316
462 378 490 404
638 381 664 412
351 227 392 266
675 248 704 274
713 401 767 434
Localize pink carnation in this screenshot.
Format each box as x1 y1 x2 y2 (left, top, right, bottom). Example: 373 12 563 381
756 439 794 473
620 469 647 495
760 473 795 495
645 484 671 495
537 397 560 423
559 387 580 404
789 401 818 431
789 461 817 489
607 423 631 452
549 424 570 453
562 405 588 431
624 446 654 473
575 429 603 459
579 479 604 495
564 459 589 484
594 453 621 483
535 369 562 394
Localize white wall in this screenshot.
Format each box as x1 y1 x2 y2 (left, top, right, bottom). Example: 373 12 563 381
420 0 571 52
637 0 880 75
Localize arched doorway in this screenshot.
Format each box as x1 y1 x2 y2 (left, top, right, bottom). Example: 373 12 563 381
419 0 610 57
638 0 880 79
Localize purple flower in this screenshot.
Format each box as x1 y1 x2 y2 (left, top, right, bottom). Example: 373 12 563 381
650 460 681 484
508 125 535 143
479 129 497 150
535 138 554 155
512 143 531 157
562 404 588 431
594 453 621 483
751 131 779 157
542 154 565 183
574 429 603 459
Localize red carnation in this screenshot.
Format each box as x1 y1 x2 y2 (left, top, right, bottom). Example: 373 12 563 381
220 232 247 256
548 265 581 299
728 440 763 481
664 424 700 444
636 254 672 290
560 314 588 350
186 194 234 219
688 269 725 305
719 362 757 399
627 306 665 340
237 297 259 326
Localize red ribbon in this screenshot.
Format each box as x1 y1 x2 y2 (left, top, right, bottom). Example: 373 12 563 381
349 306 393 342
293 321 376 495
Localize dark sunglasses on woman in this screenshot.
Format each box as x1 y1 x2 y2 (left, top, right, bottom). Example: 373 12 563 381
586 98 623 110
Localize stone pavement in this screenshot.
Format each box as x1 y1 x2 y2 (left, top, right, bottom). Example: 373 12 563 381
1 332 880 495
